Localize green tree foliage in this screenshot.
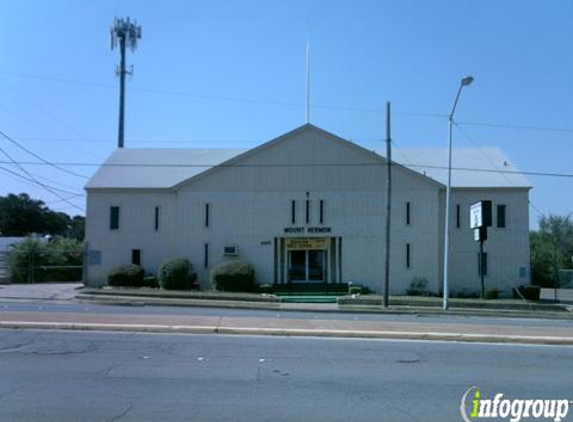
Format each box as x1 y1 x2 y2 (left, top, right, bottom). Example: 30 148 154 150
530 214 573 287
0 193 85 239
8 236 83 283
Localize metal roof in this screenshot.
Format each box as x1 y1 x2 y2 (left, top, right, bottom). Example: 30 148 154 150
377 147 532 188
86 134 531 190
85 148 245 189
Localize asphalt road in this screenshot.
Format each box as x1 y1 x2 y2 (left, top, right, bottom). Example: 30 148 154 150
2 299 573 328
0 330 572 422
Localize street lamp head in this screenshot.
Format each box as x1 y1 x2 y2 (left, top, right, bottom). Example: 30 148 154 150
461 76 474 87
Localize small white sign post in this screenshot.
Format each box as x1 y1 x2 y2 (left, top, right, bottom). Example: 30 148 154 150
470 202 483 229
470 201 492 299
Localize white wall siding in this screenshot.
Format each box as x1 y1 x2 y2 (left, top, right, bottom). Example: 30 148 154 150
448 188 530 296
85 126 530 297
85 191 178 286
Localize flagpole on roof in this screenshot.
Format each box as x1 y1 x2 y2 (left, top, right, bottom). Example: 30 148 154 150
305 23 311 124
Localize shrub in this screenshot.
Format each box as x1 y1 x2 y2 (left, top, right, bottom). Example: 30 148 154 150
349 285 363 295
362 286 373 295
142 275 159 289
453 289 480 299
517 284 541 301
484 289 499 300
107 264 145 287
405 277 436 297
210 260 255 292
158 258 197 290
258 283 274 294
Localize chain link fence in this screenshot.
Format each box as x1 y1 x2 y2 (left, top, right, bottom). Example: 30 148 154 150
4 239 85 284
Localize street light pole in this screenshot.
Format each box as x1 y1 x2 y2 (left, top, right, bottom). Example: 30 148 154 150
442 76 474 311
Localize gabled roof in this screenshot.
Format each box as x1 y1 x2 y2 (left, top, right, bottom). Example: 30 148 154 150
85 148 245 189
376 147 531 188
86 124 531 190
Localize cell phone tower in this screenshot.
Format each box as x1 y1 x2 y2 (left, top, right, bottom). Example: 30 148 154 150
110 17 142 148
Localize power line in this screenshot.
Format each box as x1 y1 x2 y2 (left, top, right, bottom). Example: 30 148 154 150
0 129 89 179
454 121 547 219
0 159 571 179
2 79 106 159
528 201 547 219
45 194 85 206
6 70 573 134
0 70 446 118
10 136 265 145
0 149 84 211
0 165 83 196
32 173 84 191
6 135 396 145
458 120 573 134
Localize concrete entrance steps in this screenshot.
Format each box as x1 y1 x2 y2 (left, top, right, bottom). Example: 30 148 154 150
273 282 349 296
273 283 350 303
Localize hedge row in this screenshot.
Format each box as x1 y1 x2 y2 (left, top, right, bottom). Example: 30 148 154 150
106 258 255 292
107 257 197 290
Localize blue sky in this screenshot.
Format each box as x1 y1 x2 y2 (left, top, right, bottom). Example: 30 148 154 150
0 0 572 228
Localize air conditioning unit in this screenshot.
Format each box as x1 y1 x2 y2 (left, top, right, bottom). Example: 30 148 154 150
223 245 238 256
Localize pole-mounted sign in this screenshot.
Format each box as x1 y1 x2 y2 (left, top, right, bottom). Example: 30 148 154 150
470 200 492 299
470 200 492 229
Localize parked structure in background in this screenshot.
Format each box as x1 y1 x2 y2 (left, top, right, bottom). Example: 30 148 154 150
84 124 531 296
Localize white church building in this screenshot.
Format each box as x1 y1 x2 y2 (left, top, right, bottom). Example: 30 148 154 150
84 124 531 296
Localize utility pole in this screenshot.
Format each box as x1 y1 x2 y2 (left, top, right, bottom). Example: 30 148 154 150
110 17 142 148
383 101 392 307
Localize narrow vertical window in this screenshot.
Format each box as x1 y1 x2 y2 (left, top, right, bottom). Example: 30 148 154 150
319 200 324 224
406 243 411 268
456 205 460 229
131 249 141 266
205 203 210 228
110 206 120 230
204 243 209 269
497 205 506 228
154 206 160 231
406 202 411 225
478 252 488 276
305 199 310 224
291 200 296 224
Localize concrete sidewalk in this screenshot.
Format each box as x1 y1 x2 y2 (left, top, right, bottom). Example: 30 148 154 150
0 283 82 301
2 309 573 345
77 290 573 320
4 284 573 321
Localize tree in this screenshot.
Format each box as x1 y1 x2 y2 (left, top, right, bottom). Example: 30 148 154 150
0 193 47 236
530 214 573 287
67 216 85 241
8 236 83 283
0 193 84 239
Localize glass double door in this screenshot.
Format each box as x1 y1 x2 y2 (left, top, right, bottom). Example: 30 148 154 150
288 249 325 282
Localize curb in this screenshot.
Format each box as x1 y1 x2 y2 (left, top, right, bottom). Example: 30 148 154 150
76 294 573 321
2 321 573 346
77 295 282 310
